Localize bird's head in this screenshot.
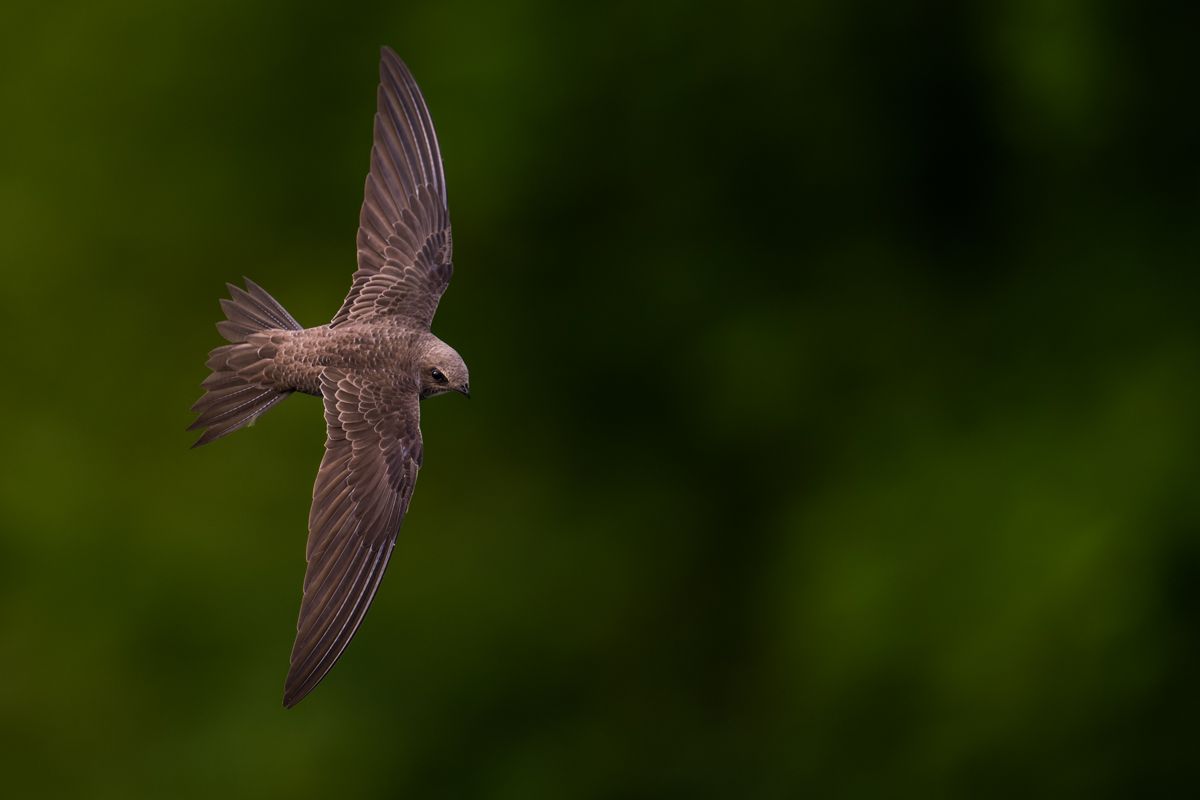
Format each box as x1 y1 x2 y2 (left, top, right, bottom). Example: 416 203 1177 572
418 338 470 400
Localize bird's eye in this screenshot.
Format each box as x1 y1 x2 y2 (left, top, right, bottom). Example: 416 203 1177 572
430 368 448 384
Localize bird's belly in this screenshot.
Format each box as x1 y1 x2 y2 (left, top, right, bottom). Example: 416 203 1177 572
271 325 412 395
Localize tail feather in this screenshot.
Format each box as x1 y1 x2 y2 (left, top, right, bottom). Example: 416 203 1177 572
190 278 302 448
216 278 302 343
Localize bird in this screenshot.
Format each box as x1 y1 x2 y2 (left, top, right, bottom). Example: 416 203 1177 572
188 47 469 708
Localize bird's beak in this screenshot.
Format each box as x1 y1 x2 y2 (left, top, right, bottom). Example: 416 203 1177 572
458 385 471 399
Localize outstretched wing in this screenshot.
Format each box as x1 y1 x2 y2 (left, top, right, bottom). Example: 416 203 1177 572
283 370 423 707
332 46 453 330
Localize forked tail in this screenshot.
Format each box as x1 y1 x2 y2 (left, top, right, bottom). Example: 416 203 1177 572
189 278 303 447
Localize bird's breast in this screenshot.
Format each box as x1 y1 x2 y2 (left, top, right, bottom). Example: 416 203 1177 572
272 323 421 395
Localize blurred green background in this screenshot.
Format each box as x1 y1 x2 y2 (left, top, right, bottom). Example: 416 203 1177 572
2 0 1199 796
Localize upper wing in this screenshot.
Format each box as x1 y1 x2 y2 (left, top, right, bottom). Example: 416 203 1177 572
283 370 422 707
332 47 453 330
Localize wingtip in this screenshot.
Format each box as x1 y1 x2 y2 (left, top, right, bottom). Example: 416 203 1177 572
379 46 409 75
282 681 310 709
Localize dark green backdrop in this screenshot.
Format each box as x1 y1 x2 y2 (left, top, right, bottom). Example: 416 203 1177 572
2 1 1198 797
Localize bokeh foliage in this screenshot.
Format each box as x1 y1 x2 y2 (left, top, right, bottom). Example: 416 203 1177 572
1 0 1198 796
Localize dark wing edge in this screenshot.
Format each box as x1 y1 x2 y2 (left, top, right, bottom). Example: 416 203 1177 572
283 370 423 707
332 47 453 329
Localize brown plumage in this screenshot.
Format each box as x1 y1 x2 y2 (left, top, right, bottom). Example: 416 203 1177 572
188 47 470 708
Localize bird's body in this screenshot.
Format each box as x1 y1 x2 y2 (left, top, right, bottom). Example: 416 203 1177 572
189 47 469 707
248 323 438 396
